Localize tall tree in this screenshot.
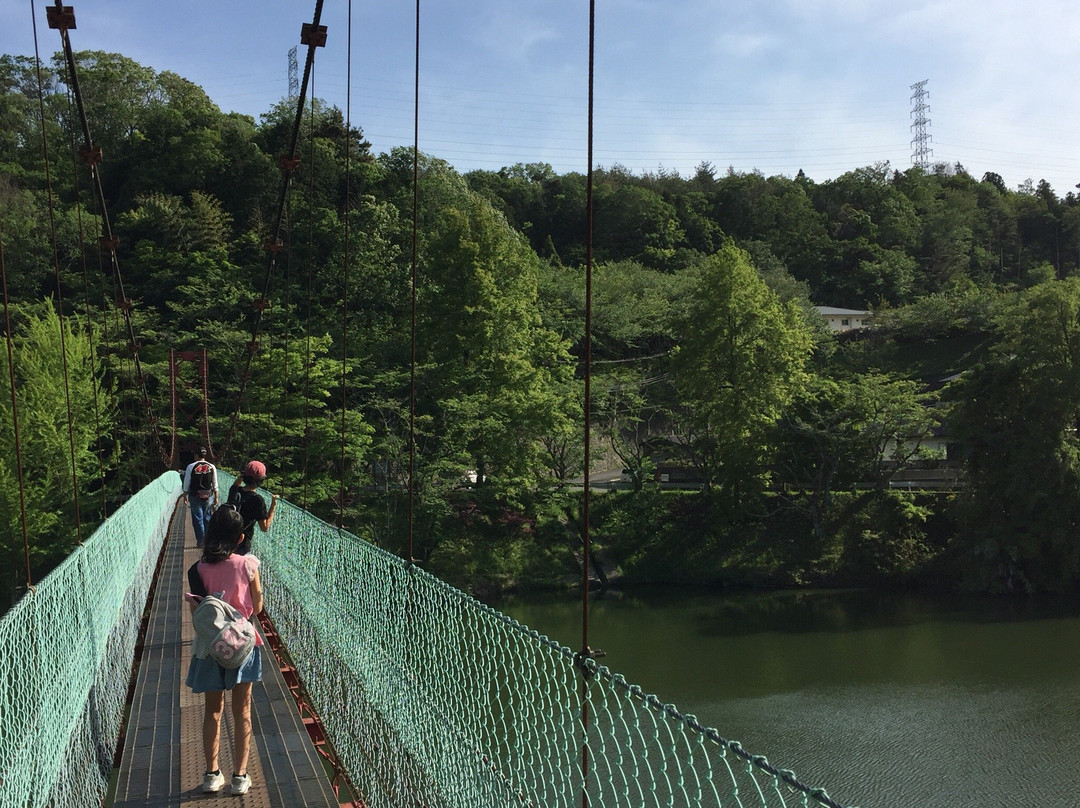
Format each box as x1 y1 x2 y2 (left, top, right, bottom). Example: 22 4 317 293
416 179 576 502
0 302 115 607
947 278 1080 591
671 241 814 494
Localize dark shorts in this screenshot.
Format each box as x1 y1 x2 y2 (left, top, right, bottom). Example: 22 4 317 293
185 646 263 693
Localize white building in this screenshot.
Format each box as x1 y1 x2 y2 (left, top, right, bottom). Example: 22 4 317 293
815 306 872 332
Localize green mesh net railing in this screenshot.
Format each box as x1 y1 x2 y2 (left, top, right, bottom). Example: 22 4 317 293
0 470 181 808
249 480 855 808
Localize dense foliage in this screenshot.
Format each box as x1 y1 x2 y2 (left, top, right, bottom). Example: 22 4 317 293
4 50 1080 604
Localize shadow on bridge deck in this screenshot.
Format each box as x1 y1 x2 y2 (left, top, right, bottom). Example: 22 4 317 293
110 500 343 807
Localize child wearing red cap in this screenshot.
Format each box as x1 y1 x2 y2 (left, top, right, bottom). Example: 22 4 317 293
225 459 279 555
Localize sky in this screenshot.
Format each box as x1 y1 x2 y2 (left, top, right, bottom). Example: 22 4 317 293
4 0 1080 196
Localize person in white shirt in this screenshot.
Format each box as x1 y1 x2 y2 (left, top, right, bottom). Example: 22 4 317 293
182 447 219 547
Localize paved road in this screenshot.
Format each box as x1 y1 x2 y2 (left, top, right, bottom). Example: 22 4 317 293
569 469 629 490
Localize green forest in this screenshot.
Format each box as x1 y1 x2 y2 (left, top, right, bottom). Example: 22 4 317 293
5 51 1080 607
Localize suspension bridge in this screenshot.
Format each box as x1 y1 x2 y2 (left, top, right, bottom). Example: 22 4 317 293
0 2 860 807
0 471 854 808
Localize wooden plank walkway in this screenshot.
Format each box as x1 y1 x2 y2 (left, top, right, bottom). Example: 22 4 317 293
111 499 343 808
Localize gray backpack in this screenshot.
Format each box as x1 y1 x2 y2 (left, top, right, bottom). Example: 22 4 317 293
190 592 256 669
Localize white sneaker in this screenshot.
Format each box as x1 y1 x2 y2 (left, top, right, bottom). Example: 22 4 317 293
202 770 225 792
231 773 251 795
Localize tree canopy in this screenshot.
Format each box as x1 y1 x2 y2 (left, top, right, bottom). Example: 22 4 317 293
7 49 1080 599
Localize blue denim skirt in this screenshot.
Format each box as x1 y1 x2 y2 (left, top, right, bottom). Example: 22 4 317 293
185 646 263 693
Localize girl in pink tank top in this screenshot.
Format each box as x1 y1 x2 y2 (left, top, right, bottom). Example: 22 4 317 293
184 505 264 796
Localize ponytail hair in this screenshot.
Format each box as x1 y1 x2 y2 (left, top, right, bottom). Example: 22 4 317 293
202 506 244 563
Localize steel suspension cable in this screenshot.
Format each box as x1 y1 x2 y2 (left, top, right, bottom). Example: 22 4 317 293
580 1 597 806
49 168 84 541
338 0 353 530
301 68 317 510
0 222 32 592
280 195 293 483
33 2 84 543
262 238 276 457
46 1 168 470
200 349 212 457
78 113 124 486
222 0 326 464
168 351 177 467
65 93 108 517
408 0 420 562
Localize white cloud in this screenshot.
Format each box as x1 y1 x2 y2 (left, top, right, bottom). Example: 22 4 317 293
715 31 782 59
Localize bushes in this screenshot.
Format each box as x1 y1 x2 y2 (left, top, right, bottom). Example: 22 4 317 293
831 492 942 585
590 488 952 589
405 486 956 598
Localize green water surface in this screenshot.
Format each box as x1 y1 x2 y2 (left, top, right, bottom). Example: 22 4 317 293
497 589 1080 808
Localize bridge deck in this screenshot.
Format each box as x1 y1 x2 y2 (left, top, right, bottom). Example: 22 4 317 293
111 500 343 808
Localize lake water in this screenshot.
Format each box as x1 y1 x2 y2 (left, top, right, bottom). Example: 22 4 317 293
496 588 1080 808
